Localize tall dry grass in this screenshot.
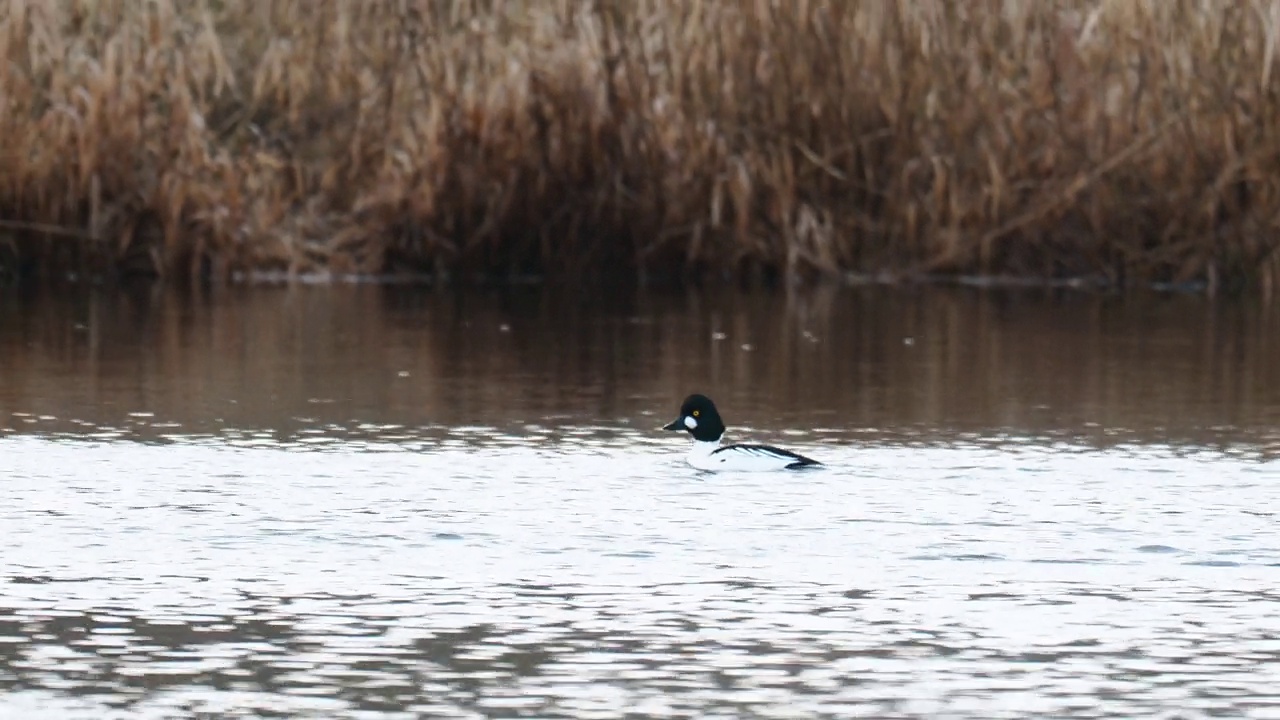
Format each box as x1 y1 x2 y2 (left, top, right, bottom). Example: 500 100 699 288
1 0 1279 291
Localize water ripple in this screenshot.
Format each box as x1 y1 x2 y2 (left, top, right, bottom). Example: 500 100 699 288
1 434 1278 717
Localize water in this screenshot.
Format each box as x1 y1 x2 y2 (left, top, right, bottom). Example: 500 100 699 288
1 284 1278 719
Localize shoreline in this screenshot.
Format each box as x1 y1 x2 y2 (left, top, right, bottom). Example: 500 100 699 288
0 268 1221 298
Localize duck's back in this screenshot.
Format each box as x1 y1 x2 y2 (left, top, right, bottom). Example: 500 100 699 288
693 443 821 471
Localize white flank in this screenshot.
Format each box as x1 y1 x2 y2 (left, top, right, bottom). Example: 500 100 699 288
685 439 807 472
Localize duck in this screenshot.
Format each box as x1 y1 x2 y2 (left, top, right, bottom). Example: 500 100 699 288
662 394 821 471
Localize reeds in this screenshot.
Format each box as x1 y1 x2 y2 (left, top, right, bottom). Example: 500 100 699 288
2 0 1279 291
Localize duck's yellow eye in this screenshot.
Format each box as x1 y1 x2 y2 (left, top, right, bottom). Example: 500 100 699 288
692 410 700 417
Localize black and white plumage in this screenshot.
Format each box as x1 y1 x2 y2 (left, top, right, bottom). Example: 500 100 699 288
662 394 821 471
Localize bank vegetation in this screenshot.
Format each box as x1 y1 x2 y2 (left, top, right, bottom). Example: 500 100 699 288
1 0 1279 292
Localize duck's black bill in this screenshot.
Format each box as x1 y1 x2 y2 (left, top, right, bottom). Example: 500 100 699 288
662 419 685 431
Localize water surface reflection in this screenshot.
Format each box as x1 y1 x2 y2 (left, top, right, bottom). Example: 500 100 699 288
1 284 1277 449
0 285 1277 718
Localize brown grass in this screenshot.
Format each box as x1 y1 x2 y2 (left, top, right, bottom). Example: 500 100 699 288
2 0 1280 292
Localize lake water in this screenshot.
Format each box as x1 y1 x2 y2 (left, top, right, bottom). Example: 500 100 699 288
0 283 1277 719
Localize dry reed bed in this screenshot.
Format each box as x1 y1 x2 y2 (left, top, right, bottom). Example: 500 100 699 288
1 0 1279 290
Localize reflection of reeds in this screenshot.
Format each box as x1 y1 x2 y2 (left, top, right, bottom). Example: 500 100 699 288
2 285 1278 453
3 2 1280 290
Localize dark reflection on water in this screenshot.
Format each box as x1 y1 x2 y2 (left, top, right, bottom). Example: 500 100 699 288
0 283 1277 450
1 284 1279 719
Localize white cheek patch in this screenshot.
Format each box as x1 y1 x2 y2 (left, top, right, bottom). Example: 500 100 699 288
684 415 698 430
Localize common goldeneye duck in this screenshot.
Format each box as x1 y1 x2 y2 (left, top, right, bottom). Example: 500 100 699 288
662 394 821 471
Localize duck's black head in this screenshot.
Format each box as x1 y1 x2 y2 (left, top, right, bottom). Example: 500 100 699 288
662 393 726 442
